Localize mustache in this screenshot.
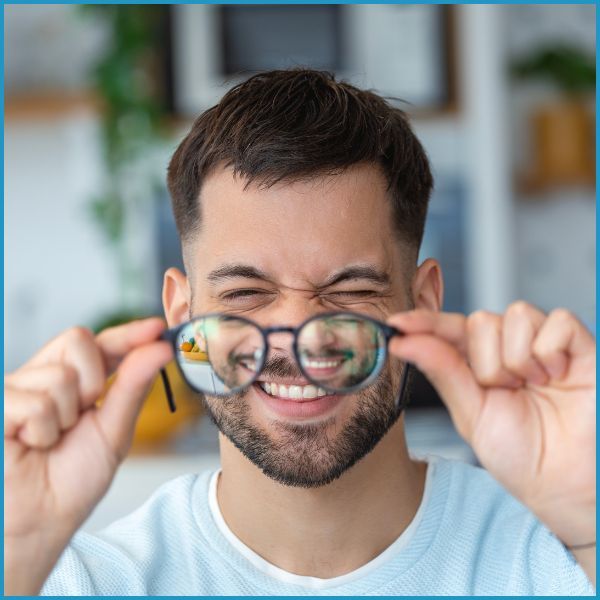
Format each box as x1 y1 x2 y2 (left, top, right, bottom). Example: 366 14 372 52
259 354 303 379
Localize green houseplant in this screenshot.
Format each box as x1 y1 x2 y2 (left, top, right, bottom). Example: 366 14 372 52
79 5 172 328
509 44 595 192
78 6 203 446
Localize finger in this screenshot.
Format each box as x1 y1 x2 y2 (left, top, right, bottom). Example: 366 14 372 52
23 327 106 408
5 365 80 431
4 389 60 448
389 333 483 440
502 302 549 386
95 317 167 373
20 318 166 410
387 309 469 356
467 311 522 388
95 340 173 462
532 309 596 380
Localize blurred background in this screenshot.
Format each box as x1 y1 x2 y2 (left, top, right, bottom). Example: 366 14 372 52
5 4 596 530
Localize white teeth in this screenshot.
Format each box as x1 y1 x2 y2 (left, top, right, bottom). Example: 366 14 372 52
259 382 332 399
305 359 341 369
289 385 302 399
302 385 318 399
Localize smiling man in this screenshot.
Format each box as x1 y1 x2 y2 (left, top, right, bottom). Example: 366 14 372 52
5 69 595 595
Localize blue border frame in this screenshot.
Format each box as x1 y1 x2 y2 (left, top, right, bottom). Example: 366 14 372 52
2 2 598 598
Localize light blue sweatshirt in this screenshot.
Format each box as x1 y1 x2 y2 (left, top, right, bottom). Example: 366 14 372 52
41 456 594 595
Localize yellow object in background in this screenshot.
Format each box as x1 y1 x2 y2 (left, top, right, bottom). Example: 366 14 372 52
180 350 209 362
132 360 204 448
98 360 204 450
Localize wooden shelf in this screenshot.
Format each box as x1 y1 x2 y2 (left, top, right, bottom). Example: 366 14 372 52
5 90 102 121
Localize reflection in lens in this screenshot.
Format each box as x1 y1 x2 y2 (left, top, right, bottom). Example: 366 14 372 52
176 316 264 394
297 315 384 391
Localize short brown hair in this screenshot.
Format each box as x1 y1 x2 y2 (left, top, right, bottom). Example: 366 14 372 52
167 68 433 250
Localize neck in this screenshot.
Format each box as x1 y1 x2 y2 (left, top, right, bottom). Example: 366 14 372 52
217 416 427 578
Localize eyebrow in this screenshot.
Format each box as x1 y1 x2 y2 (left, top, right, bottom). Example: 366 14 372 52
319 265 391 288
206 263 390 288
207 264 273 285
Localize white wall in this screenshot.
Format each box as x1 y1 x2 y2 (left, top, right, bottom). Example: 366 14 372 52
4 111 121 372
506 4 596 327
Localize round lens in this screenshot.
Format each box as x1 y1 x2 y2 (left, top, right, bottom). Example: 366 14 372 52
297 314 385 392
175 316 264 395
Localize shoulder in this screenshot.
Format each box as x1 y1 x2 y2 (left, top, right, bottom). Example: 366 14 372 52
426 456 594 595
428 456 534 556
433 455 525 521
41 470 215 596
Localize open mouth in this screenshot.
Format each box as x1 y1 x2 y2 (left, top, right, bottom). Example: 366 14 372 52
253 381 341 419
258 381 330 400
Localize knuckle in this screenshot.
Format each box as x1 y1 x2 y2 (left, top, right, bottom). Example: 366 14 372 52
44 364 78 389
65 326 95 346
29 393 55 419
531 337 551 359
28 422 60 448
85 369 107 398
57 364 79 388
503 352 523 371
467 310 493 331
474 364 499 383
507 301 531 318
476 369 498 387
548 307 572 324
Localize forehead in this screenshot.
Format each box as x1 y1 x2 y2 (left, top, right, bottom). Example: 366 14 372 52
192 163 399 284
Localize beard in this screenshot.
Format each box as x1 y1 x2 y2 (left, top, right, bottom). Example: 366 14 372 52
201 354 407 488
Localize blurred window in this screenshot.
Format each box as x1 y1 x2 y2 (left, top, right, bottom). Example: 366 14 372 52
220 5 342 74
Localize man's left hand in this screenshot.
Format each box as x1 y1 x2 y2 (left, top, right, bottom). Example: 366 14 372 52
388 303 595 568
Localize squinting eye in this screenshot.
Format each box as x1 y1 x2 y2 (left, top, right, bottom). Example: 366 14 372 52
222 290 264 301
329 291 376 298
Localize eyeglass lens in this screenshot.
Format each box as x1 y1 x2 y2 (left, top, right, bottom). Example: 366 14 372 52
296 315 384 391
177 316 264 394
175 314 386 395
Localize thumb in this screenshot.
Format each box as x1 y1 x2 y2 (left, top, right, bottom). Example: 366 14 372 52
390 334 483 440
95 340 173 461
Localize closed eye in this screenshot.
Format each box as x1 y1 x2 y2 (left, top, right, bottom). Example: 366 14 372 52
221 289 267 301
326 290 378 298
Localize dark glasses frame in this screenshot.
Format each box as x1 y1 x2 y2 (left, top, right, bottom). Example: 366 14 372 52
159 311 411 414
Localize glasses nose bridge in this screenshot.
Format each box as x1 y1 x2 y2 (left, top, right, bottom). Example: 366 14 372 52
261 325 299 356
262 325 298 344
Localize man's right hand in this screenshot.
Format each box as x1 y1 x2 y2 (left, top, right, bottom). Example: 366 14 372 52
4 318 173 596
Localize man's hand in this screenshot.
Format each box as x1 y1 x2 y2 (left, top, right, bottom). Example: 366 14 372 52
4 318 173 595
388 303 596 584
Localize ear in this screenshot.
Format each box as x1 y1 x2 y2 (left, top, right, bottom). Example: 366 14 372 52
163 267 191 327
411 258 444 312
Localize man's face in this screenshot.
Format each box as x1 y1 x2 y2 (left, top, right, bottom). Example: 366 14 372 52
177 163 415 487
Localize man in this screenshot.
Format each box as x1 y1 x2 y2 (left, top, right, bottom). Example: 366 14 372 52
5 69 595 595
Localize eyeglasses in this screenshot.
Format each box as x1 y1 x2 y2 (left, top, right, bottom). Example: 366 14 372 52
159 311 411 413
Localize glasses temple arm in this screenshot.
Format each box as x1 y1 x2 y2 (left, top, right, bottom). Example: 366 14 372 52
160 368 177 413
395 361 413 413
159 328 178 413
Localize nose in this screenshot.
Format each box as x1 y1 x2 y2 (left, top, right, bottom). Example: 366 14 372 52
262 302 328 355
265 328 296 358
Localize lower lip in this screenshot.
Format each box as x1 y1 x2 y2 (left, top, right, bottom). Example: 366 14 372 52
253 383 343 419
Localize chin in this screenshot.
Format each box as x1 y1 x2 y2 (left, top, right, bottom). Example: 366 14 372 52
204 370 398 489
